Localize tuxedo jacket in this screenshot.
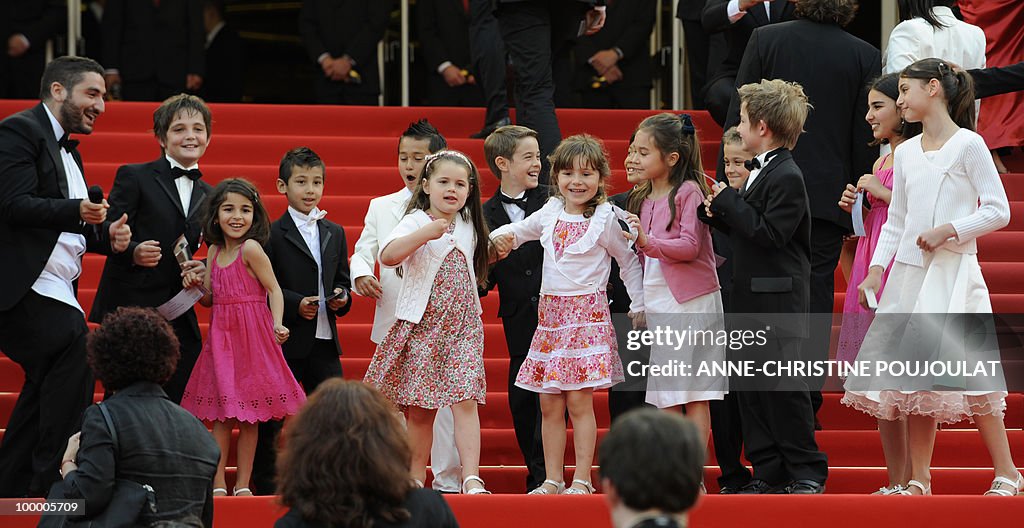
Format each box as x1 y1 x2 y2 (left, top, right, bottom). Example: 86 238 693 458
102 0 205 86
698 149 810 327
89 158 212 335
0 104 114 312
267 212 352 359
723 19 880 230
482 185 547 358
971 62 1024 99
201 23 245 103
701 0 794 81
573 0 656 90
299 0 391 95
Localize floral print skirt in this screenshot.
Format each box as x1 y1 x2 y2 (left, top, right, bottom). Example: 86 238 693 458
515 291 624 393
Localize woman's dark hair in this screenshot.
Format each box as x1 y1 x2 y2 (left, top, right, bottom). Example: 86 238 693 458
201 178 272 246
87 307 180 391
900 58 976 131
277 380 412 528
897 0 956 28
404 150 490 288
599 409 704 514
795 0 859 27
626 113 708 230
866 73 922 146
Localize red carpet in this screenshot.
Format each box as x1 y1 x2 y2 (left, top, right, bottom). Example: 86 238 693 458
1 101 1023 525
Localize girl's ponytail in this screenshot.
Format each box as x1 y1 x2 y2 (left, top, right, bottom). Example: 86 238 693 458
948 68 976 131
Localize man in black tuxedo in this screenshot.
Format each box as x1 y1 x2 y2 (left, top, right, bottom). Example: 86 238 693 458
721 0 879 418
89 94 214 405
494 0 608 179
467 0 510 138
102 0 206 101
0 0 64 99
701 0 795 126
481 125 547 492
254 147 352 494
417 0 485 107
300 0 391 105
573 0 656 109
200 0 245 103
698 79 827 494
0 56 131 497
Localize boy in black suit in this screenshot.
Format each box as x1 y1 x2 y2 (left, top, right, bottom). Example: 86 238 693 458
253 147 352 494
697 79 827 494
481 125 547 492
90 94 213 405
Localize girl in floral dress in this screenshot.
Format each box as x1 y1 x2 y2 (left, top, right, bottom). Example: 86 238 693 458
491 135 645 495
363 150 494 494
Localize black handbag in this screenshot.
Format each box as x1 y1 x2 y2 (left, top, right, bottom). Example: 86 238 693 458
38 402 157 528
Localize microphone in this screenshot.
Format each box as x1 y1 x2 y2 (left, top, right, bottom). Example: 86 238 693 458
88 185 104 238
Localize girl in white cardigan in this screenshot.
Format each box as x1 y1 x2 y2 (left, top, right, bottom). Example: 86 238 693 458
847 59 1019 496
363 150 495 495
491 135 645 495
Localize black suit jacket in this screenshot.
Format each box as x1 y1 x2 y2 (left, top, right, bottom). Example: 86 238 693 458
701 0 794 81
102 0 205 87
417 0 472 75
299 0 391 96
89 158 212 338
698 149 810 331
606 191 634 314
970 61 1024 99
573 0 656 90
200 23 245 103
0 104 114 312
722 19 879 230
482 186 547 358
266 213 352 359
0 0 63 53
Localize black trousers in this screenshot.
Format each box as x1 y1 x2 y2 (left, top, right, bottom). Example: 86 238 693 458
738 336 827 485
579 84 650 109
681 19 710 110
496 0 587 181
807 218 847 417
252 338 342 494
314 76 379 106
161 312 202 405
507 353 546 491
704 74 736 128
470 0 511 126
0 291 94 497
710 392 750 488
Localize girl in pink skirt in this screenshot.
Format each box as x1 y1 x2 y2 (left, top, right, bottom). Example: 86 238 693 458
491 135 645 495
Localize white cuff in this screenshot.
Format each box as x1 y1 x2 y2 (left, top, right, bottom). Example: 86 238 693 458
14 34 30 49
317 52 330 65
727 0 745 23
437 61 453 75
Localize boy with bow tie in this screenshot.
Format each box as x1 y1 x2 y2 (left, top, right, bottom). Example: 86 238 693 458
90 93 213 405
253 146 352 494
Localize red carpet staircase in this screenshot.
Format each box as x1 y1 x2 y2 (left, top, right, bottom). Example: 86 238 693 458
1 101 1023 526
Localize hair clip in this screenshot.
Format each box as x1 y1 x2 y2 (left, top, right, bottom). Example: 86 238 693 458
678 113 695 135
424 150 472 174
937 61 950 75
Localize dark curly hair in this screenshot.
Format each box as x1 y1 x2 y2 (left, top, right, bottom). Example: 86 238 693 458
277 380 412 528
795 0 859 27
87 307 180 391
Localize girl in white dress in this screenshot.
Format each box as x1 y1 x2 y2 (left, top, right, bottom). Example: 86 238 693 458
846 58 1020 496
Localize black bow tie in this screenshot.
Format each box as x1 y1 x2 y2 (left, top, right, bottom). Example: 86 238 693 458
172 167 202 181
500 194 528 211
58 135 79 152
744 158 761 172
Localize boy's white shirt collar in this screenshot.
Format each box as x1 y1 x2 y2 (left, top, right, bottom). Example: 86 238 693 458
165 154 199 171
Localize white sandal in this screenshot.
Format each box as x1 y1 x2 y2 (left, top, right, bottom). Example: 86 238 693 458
562 479 596 495
898 480 931 496
984 473 1023 496
872 484 905 495
232 487 253 497
527 479 565 495
212 487 228 497
461 475 491 495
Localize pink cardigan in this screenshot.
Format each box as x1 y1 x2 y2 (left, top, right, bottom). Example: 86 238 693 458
637 180 721 304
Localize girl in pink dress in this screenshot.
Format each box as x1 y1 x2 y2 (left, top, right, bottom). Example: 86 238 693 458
837 73 920 495
491 135 645 495
363 150 493 495
181 178 305 497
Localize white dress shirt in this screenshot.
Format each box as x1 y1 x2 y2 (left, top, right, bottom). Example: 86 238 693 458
501 190 527 223
288 206 332 339
728 0 773 23
743 148 781 192
32 105 89 312
166 155 197 215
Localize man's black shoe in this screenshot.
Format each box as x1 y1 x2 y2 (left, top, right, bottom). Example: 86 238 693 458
470 116 511 139
718 485 742 494
736 479 781 494
788 480 826 494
